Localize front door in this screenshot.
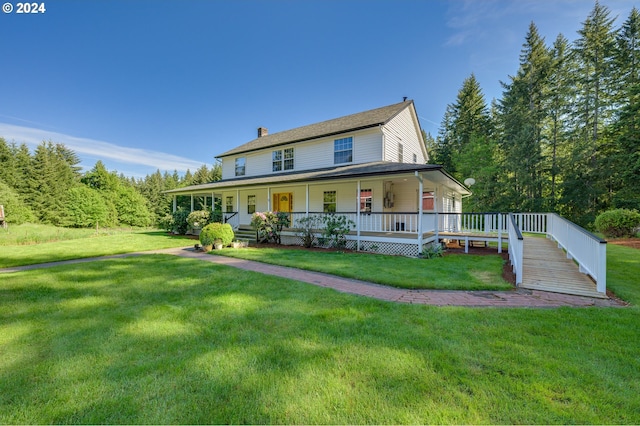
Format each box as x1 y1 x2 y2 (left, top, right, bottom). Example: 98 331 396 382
272 192 293 215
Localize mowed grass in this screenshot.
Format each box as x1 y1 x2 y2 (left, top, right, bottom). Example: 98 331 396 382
0 254 638 424
0 224 192 268
216 247 513 291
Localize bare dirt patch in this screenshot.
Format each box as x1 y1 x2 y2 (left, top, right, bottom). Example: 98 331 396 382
607 238 640 250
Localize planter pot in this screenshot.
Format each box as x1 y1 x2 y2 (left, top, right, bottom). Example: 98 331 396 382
202 244 213 252
231 241 242 249
214 243 223 250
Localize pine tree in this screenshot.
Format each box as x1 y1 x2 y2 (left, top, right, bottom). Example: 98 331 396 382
498 22 551 211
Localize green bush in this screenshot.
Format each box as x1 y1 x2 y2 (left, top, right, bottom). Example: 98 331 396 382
171 208 191 234
0 181 36 225
200 222 234 247
187 210 211 230
595 209 640 238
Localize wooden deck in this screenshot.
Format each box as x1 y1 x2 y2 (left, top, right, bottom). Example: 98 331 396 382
520 236 605 298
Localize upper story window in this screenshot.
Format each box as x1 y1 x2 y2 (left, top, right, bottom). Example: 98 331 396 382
272 148 294 172
413 153 418 163
284 148 294 170
235 157 246 176
334 137 353 164
398 143 404 163
272 150 282 172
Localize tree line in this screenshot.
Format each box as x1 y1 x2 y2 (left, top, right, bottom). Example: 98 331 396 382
0 138 220 227
430 2 639 227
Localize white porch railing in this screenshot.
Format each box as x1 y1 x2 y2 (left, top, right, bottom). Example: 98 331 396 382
507 213 524 285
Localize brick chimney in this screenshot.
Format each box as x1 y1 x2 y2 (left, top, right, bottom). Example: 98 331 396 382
257 127 268 138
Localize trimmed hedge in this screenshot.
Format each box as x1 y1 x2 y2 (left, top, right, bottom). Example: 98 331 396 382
595 209 640 238
200 222 234 247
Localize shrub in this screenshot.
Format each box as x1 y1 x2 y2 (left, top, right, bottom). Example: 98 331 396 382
171 208 191 234
251 211 290 244
187 210 211 230
200 222 234 247
295 214 323 248
319 214 355 248
0 180 36 225
595 209 640 238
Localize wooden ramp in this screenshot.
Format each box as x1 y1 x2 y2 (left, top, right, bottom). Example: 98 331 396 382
520 236 606 298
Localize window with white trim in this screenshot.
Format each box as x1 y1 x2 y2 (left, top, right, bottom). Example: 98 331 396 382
360 189 372 213
413 153 418 163
226 196 234 213
247 195 256 214
334 137 353 164
398 143 403 162
323 191 336 213
235 157 245 176
272 148 294 172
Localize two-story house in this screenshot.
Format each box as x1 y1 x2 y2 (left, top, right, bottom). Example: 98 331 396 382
167 100 471 256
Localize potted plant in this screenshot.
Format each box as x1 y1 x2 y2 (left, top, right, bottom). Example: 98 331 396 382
200 222 234 250
214 239 223 250
198 224 217 251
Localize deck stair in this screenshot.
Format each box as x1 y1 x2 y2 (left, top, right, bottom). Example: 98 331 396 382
520 236 605 298
234 226 257 244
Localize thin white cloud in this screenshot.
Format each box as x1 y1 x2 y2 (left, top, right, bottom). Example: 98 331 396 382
0 123 204 173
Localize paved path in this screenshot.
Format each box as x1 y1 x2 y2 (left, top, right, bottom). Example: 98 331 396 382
1 247 624 308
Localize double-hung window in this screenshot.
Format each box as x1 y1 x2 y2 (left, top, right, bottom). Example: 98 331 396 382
360 189 372 213
235 157 246 176
334 137 353 164
272 150 282 172
247 195 256 214
226 196 234 213
323 191 336 213
398 143 404 162
272 148 294 172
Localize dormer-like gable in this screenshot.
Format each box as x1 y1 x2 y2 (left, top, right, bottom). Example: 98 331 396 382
218 100 427 180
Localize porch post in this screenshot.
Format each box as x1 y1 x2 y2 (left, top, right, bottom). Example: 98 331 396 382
190 195 194 212
497 213 503 253
267 187 271 211
415 171 423 253
211 192 215 212
236 189 240 213
172 195 177 213
305 184 309 217
356 180 361 251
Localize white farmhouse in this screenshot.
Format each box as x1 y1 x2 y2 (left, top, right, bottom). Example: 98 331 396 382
167 100 472 256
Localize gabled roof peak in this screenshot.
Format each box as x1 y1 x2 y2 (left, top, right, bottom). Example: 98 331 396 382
217 100 414 158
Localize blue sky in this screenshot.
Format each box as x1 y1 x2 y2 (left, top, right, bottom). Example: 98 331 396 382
0 0 636 178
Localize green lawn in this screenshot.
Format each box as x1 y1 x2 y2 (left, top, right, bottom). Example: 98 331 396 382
0 224 192 268
1 229 638 423
1 254 638 424
215 247 513 291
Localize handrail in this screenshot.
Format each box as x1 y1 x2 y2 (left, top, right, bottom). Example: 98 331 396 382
547 213 607 293
507 213 524 285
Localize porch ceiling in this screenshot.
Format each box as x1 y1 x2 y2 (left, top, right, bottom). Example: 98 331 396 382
165 162 471 196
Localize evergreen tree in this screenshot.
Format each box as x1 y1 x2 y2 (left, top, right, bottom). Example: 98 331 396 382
498 22 551 211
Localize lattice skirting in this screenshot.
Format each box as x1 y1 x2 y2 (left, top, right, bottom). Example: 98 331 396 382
279 233 439 257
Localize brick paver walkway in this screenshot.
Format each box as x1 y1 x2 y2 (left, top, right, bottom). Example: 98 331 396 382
1 246 624 308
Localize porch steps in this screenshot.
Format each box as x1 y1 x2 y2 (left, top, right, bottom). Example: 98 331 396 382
234 226 256 244
520 237 605 298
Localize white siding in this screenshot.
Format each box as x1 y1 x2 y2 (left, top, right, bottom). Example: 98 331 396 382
382 106 427 164
219 128 383 179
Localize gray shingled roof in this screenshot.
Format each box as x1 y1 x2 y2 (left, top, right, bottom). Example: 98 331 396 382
165 161 471 196
217 100 414 158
